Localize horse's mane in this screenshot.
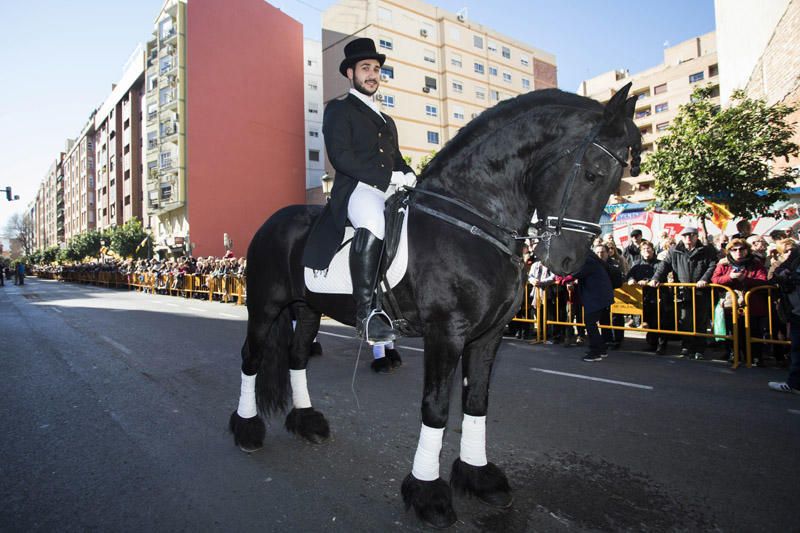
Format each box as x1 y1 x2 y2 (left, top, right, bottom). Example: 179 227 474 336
421 89 605 179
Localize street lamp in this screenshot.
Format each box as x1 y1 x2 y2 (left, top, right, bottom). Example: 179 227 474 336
320 173 333 201
2 186 20 201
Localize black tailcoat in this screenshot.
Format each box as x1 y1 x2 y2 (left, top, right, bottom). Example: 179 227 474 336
303 93 414 270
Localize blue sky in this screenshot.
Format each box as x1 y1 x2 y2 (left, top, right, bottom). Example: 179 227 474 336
0 0 715 240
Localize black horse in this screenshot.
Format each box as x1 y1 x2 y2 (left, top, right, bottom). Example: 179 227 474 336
229 85 641 528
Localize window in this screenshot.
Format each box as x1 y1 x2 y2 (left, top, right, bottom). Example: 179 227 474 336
487 41 497 53
379 38 393 50
656 122 669 132
635 109 651 119
307 81 318 91
425 104 438 117
522 78 530 90
308 150 320 162
110 204 115 218
423 49 435 64
489 66 498 76
453 106 465 120
474 62 484 74
160 184 172 200
490 90 500 101
124 118 130 130
473 35 483 49
709 63 719 77
308 103 319 114
520 55 529 67
382 94 395 108
124 169 130 181
380 66 394 79
309 130 319 138
425 76 437 90
634 90 650 100
689 71 704 83
501 46 511 59
654 83 667 95
124 195 131 206
452 80 463 93
427 131 439 144
123 144 130 155
475 87 486 100
655 102 669 113
451 54 462 68
378 7 391 21
503 72 512 83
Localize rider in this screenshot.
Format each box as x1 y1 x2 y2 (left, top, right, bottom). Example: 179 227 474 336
302 37 416 344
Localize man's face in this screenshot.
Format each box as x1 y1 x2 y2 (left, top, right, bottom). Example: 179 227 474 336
348 59 381 96
682 232 698 247
594 246 608 260
631 234 642 244
750 238 767 252
641 244 655 260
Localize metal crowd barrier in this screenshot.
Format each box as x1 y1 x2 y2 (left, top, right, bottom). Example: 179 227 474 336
513 281 790 369
34 270 246 306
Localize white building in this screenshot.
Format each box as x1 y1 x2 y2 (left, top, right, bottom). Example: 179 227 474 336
304 38 326 204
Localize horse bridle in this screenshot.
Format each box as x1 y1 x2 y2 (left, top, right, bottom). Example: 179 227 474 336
409 121 629 262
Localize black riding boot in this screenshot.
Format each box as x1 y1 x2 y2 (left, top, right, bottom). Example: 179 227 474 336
350 228 396 344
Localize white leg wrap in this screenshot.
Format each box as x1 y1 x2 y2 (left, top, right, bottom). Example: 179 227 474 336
372 344 385 359
411 424 445 481
460 414 488 466
236 372 257 419
290 369 312 409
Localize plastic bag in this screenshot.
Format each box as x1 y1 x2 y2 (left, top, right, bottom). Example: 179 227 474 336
713 300 728 341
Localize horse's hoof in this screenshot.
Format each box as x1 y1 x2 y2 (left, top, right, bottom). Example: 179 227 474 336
285 407 330 444
370 357 393 374
401 473 457 529
386 348 402 368
450 458 513 509
229 411 265 452
310 341 323 357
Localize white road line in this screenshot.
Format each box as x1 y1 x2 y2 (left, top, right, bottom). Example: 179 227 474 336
789 409 800 416
317 330 424 352
219 313 239 318
165 303 179 307
530 367 654 390
100 335 132 355
50 307 63 313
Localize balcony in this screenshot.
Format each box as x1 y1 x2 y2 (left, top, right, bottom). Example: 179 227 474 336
160 28 177 45
147 139 159 151
147 110 158 123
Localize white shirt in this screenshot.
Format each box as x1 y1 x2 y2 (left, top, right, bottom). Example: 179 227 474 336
349 88 385 122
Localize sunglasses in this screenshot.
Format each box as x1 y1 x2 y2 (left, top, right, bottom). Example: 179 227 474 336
730 247 747 252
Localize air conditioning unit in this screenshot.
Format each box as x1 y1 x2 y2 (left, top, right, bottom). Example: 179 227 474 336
380 74 389 81
457 14 465 22
422 86 431 93
375 93 384 101
420 29 428 37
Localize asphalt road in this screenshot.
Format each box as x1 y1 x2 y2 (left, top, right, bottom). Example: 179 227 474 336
1 277 798 532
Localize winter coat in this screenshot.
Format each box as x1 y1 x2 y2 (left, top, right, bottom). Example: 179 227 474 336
711 255 769 316
573 252 615 314
652 241 718 286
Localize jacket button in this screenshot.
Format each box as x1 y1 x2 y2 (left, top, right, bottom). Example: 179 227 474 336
380 163 385 167
379 148 384 153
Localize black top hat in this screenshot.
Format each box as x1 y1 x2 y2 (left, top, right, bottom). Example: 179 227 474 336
339 38 386 77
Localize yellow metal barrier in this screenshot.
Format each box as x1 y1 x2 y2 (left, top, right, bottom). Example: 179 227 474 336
744 285 790 368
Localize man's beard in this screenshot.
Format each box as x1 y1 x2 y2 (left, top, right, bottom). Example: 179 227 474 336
353 77 378 96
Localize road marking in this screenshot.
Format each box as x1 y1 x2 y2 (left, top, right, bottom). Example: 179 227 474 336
50 307 63 313
789 409 800 416
317 330 424 352
165 303 179 307
530 367 654 390
219 313 239 318
100 335 132 355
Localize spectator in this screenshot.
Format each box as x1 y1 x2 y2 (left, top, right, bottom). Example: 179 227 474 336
656 236 676 261
628 241 673 354
650 226 718 360
529 260 565 343
732 219 752 240
711 238 769 364
770 247 800 394
575 244 615 362
769 229 787 243
747 235 769 271
712 233 730 258
623 229 644 267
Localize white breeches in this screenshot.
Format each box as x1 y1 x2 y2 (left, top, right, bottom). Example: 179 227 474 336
347 182 395 240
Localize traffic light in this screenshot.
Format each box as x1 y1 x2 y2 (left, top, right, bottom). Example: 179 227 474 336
4 187 11 201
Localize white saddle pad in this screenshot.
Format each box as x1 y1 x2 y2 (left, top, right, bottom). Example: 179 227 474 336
304 209 409 294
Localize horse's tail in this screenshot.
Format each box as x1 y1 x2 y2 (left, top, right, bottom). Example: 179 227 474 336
254 305 293 416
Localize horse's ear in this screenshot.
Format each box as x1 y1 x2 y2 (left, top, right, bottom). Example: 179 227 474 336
624 95 637 119
603 82 632 121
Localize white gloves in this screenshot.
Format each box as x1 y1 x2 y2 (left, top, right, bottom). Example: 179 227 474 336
390 171 417 189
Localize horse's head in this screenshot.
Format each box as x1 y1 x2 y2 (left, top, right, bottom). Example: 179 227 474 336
531 83 641 275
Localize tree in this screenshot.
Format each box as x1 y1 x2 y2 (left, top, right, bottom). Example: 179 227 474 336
3 212 35 256
416 150 438 174
65 230 103 261
643 86 798 223
109 218 150 258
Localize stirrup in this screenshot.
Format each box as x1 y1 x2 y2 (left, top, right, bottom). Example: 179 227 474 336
362 309 396 346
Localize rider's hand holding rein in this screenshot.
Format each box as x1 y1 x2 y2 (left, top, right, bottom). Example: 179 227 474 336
390 170 417 189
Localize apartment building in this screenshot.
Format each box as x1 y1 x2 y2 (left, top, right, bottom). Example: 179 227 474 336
304 38 327 205
144 0 305 257
94 47 145 232
33 154 65 250
321 0 557 172
63 115 97 241
577 32 719 204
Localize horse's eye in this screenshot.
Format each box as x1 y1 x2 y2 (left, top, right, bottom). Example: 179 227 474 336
585 171 598 183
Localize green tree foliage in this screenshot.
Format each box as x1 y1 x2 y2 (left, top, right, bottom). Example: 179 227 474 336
66 229 103 261
643 86 798 220
41 245 60 264
109 218 150 258
416 150 438 174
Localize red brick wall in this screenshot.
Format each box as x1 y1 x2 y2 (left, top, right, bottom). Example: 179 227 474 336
533 59 558 89
186 0 305 257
